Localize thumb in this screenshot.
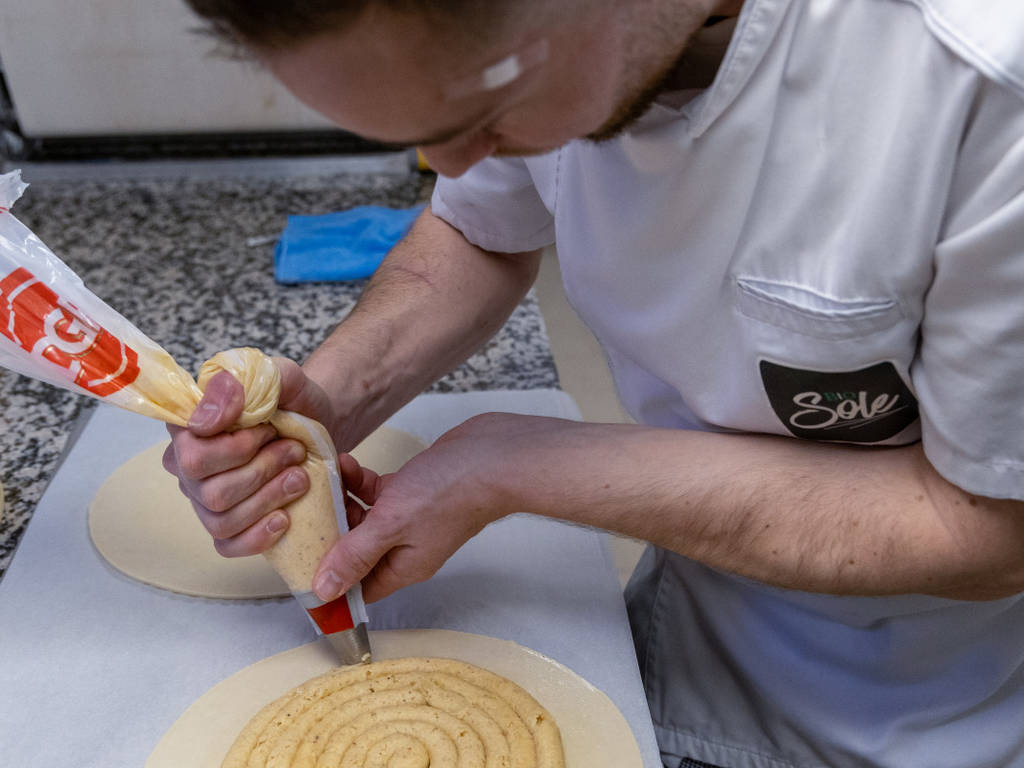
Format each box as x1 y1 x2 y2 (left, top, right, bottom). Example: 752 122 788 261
312 518 394 602
187 370 244 436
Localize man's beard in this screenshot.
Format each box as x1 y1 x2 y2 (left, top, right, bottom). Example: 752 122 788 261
491 42 693 158
585 33 696 143
491 14 710 156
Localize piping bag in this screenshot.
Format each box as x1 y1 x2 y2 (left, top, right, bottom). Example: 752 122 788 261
0 170 371 665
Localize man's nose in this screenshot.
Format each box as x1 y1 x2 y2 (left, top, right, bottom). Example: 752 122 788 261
418 132 498 178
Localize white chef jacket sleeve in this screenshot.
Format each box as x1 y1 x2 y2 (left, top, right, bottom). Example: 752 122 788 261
914 80 1024 501
430 157 556 254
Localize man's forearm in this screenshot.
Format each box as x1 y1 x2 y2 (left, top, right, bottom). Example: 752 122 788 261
304 209 541 449
484 419 1024 600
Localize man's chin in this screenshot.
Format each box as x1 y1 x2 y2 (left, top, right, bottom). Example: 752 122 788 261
584 105 654 143
493 144 563 159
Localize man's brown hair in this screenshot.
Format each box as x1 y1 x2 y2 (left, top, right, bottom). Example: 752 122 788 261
184 0 507 52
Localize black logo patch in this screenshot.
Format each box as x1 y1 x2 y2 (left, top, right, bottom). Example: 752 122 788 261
760 360 919 443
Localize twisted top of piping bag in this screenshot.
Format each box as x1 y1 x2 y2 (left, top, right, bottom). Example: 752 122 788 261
197 347 281 428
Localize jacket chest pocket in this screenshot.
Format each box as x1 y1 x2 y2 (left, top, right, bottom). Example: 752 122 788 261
732 276 922 445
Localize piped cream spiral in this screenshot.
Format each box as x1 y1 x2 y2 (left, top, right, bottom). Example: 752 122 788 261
222 657 566 768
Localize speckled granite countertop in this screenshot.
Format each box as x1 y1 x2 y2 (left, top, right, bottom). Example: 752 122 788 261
0 171 558 579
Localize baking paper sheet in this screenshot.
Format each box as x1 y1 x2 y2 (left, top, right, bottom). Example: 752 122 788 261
0 389 660 766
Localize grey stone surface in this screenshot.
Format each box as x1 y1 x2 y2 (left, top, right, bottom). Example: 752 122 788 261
0 172 558 578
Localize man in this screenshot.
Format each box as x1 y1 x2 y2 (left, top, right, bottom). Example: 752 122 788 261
164 0 1024 765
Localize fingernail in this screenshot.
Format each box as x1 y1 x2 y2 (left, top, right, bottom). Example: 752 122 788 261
288 443 306 464
266 513 288 534
188 402 220 429
314 570 344 601
283 470 306 496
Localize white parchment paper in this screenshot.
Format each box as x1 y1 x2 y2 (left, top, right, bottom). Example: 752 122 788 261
0 390 660 767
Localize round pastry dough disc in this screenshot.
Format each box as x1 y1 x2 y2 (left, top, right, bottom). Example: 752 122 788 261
88 427 427 599
147 629 643 768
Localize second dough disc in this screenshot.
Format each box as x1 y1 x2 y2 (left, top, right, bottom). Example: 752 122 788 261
88 426 428 599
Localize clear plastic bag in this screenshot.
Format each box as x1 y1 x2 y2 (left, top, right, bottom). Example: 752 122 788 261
0 170 201 423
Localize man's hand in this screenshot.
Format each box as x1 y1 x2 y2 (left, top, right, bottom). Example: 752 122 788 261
161 357 336 557
160 211 540 567
319 411 1024 604
311 413 531 603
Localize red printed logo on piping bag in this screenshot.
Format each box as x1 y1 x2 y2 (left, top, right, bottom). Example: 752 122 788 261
0 267 140 396
306 596 356 635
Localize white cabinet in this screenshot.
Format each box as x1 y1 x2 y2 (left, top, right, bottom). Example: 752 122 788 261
0 0 333 136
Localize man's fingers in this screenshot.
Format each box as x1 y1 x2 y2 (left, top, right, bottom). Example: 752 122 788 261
162 439 181 475
157 359 325 563
313 519 395 602
192 439 306 512
192 466 310 540
168 424 279 481
337 452 360 482
212 510 290 558
275 357 308 408
345 494 370 530
338 453 384 506
187 370 246 436
275 356 334 425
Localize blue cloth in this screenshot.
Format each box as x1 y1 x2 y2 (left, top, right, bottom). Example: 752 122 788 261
273 204 424 283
